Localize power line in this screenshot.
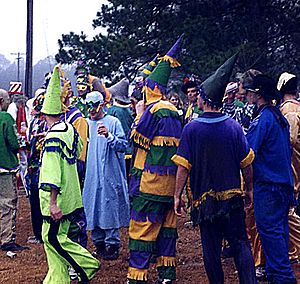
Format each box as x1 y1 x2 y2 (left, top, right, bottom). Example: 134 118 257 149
10 52 25 81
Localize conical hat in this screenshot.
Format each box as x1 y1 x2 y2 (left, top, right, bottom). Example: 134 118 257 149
41 65 65 115
144 35 183 104
199 53 239 107
108 78 130 103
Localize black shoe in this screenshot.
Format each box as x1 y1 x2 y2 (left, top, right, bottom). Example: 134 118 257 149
102 245 119 260
221 246 234 259
95 242 105 258
1 242 30 251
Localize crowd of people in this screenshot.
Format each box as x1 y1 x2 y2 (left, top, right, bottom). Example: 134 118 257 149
0 35 299 284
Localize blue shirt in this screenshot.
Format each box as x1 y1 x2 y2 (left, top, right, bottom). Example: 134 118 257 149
246 106 293 187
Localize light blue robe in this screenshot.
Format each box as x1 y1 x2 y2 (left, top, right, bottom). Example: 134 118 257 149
83 114 130 230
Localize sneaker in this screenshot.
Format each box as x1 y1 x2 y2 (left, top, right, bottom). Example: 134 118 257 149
157 279 173 284
102 245 119 260
68 267 78 280
256 266 267 282
1 242 30 251
27 236 42 244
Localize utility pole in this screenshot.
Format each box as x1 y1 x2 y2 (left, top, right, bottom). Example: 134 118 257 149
11 52 25 81
25 0 33 98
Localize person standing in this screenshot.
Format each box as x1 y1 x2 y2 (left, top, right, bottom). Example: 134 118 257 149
181 76 202 123
25 91 47 244
107 78 134 180
39 65 99 284
173 54 256 284
83 91 130 260
0 89 27 251
127 36 182 284
278 72 300 263
245 74 296 283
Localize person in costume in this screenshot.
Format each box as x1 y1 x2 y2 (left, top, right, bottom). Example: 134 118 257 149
127 36 183 284
75 62 111 117
173 54 256 284
39 65 99 284
83 91 130 260
181 75 202 124
245 74 296 283
0 89 28 252
278 72 300 263
222 82 242 118
25 90 47 244
107 78 134 180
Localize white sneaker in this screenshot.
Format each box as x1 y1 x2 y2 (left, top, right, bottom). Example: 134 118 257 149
68 267 78 280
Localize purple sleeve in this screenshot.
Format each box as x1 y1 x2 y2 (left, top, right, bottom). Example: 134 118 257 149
172 124 192 170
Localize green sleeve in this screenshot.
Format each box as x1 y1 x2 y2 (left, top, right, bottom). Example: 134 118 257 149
5 115 19 152
39 150 62 193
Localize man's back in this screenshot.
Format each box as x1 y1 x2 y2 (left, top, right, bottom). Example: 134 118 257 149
181 112 249 196
0 112 19 171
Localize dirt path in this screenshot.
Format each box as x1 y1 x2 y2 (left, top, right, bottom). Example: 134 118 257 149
1 194 299 283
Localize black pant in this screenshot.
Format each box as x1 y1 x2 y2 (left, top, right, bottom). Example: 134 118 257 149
29 185 43 241
200 207 256 284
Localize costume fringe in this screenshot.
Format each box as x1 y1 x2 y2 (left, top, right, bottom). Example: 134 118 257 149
240 148 255 168
127 267 148 281
144 163 177 176
156 256 176 268
193 188 244 208
131 129 151 150
158 55 181 68
129 239 156 252
152 136 180 147
140 192 174 203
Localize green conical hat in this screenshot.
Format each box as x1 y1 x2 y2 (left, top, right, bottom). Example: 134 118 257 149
41 65 63 115
145 35 183 94
200 53 239 107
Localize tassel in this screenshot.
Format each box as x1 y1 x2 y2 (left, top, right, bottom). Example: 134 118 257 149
127 267 148 281
156 256 176 267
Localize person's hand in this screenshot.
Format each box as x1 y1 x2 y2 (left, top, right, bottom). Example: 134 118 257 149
244 190 253 210
98 124 108 137
50 204 63 221
174 196 187 217
136 100 145 116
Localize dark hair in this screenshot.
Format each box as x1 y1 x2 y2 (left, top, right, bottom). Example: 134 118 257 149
181 81 198 94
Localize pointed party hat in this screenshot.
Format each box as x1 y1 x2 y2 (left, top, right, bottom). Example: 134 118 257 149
199 53 239 107
139 54 160 79
108 78 130 103
41 65 66 115
144 34 183 104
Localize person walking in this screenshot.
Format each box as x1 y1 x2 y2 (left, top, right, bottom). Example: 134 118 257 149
173 54 256 284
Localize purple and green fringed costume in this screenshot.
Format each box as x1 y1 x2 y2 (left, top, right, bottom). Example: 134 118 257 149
128 100 182 283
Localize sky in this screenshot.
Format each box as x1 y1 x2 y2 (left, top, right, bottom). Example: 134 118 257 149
0 0 107 64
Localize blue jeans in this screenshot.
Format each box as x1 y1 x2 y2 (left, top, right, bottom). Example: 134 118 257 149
200 206 256 284
254 183 296 283
91 227 120 247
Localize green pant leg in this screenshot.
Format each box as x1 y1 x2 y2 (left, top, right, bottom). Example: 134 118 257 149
43 218 100 283
42 221 70 284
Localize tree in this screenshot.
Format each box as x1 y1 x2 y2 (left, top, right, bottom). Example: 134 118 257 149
56 0 300 83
